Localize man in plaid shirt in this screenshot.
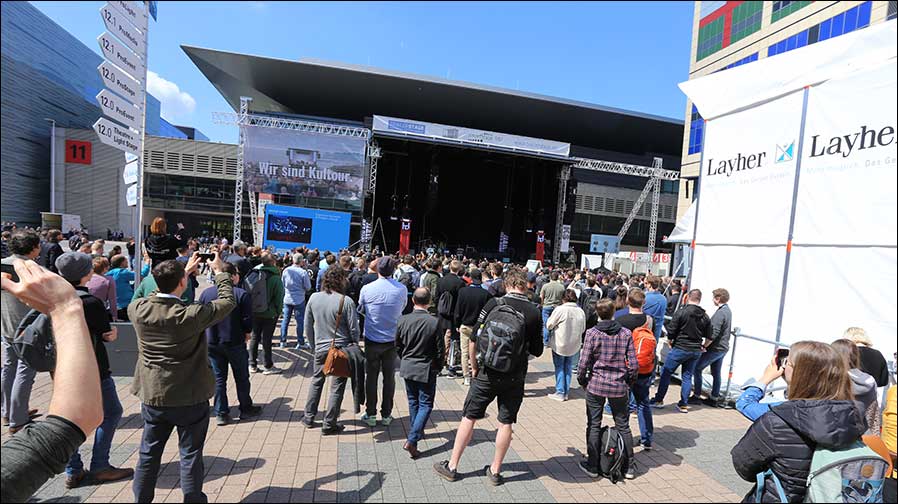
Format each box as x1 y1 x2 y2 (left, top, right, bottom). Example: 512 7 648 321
577 298 638 480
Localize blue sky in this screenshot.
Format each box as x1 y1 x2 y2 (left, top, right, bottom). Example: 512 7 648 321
32 1 694 144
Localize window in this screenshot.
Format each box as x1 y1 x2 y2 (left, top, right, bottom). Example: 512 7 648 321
768 2 872 57
688 105 704 155
721 52 759 71
889 1 897 20
697 16 725 60
771 0 813 23
730 1 763 44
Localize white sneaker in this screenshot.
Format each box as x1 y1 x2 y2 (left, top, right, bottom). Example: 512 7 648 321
463 377 471 386
262 367 282 375
549 393 565 402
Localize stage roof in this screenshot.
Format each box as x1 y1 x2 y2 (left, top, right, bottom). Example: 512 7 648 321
183 45 684 162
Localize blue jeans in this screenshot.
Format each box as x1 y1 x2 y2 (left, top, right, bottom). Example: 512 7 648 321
633 374 653 447
405 374 437 446
280 303 306 346
208 344 253 417
552 351 574 396
67 376 123 475
693 350 727 399
653 347 701 407
541 306 555 346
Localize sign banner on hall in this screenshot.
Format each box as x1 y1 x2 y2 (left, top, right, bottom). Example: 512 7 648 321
535 230 545 262
559 224 571 253
243 126 366 212
589 234 621 254
399 218 411 255
372 115 571 157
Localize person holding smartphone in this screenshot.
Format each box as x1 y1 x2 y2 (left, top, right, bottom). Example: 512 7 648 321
735 348 791 421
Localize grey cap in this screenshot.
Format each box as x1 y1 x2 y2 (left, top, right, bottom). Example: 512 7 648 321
55 252 93 283
377 256 397 278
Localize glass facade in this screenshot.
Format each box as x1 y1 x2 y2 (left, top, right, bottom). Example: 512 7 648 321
771 1 813 23
768 2 872 57
688 105 704 155
144 173 236 214
730 1 763 44
697 16 725 60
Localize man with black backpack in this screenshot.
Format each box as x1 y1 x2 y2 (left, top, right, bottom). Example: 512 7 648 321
577 275 602 330
245 253 285 375
435 260 466 378
433 268 542 486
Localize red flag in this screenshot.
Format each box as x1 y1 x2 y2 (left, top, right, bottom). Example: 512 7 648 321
535 230 545 262
399 218 411 255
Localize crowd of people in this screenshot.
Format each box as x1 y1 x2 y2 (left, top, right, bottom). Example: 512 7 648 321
1 217 896 503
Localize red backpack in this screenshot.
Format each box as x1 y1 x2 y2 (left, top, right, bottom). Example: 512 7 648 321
632 320 656 375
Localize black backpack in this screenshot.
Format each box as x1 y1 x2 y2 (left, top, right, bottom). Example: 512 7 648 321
437 290 454 319
12 290 92 373
476 297 527 374
244 269 271 314
577 288 602 328
597 425 629 483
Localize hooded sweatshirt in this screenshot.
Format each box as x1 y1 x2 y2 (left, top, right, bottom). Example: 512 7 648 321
667 303 711 352
849 368 880 435
732 399 866 502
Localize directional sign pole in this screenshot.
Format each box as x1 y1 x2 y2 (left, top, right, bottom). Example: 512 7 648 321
133 2 150 286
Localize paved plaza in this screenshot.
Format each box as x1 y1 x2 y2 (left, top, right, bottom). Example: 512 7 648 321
8 331 753 503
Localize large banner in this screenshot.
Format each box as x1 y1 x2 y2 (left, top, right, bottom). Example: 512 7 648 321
243 126 366 211
262 204 351 253
372 115 571 157
680 21 897 393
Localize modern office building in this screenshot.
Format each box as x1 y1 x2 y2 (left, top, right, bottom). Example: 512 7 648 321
0 2 202 227
677 0 897 218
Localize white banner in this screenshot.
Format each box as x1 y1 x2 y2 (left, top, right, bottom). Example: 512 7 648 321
122 159 138 184
98 61 143 106
93 117 141 156
372 115 571 157
559 224 571 253
694 91 804 246
126 183 138 207
580 254 604 271
96 89 142 133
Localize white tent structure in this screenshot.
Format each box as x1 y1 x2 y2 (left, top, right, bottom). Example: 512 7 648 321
680 20 897 390
665 201 696 244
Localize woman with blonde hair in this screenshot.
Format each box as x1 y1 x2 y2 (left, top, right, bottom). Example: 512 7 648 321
731 341 865 502
844 327 890 388
832 338 881 435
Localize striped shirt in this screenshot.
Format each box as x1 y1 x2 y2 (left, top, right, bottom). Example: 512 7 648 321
577 322 637 398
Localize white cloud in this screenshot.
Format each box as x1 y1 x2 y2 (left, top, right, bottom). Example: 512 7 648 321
147 71 196 122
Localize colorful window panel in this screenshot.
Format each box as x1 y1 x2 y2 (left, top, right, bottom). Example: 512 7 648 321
767 1 871 57
688 105 704 155
771 1 813 23
697 16 725 61
730 1 764 44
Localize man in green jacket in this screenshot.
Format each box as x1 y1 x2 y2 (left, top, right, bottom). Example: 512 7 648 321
249 252 285 374
129 253 235 503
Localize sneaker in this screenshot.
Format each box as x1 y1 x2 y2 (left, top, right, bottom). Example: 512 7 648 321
687 395 703 405
65 470 85 489
322 424 345 436
278 342 287 349
642 444 653 451
650 398 665 409
578 461 599 479
381 416 394 427
250 365 261 374
433 460 457 482
625 461 637 480
563 394 569 401
446 369 459 379
91 466 134 483
237 406 262 420
463 377 471 386
549 393 565 402
484 465 504 486
677 404 690 413
301 417 316 429
361 413 377 427
296 343 312 351
216 414 232 426
262 367 282 375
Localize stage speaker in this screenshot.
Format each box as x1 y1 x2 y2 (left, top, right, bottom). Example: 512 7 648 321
563 177 577 224
427 163 439 214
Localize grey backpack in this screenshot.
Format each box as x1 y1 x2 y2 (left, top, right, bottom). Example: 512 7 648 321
12 290 92 373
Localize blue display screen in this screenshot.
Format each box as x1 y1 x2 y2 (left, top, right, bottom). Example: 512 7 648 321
262 204 351 253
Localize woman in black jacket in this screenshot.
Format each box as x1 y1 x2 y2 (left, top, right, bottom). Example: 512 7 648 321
731 341 865 502
144 217 184 268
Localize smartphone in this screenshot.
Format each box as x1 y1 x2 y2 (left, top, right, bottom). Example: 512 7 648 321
197 253 215 262
775 348 790 369
1 263 19 283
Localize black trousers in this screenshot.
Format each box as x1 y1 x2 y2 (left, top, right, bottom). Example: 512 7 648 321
250 318 276 368
133 402 210 503
585 392 633 473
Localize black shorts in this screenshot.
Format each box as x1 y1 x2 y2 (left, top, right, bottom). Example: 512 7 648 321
462 371 525 424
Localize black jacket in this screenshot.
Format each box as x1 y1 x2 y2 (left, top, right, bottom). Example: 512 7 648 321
858 346 890 387
395 308 445 383
731 399 865 503
38 242 64 273
667 303 711 352
145 233 184 267
455 283 491 327
435 273 466 325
